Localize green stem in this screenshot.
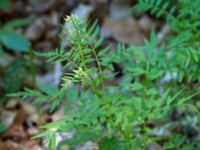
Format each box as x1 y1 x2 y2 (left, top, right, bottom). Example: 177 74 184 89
36 105 43 126
29 48 36 87
71 18 101 96
91 45 105 89
78 45 100 96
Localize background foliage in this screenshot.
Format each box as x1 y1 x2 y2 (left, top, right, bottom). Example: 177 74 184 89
1 0 200 149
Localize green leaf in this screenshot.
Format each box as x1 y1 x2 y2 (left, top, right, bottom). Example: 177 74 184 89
37 83 59 96
0 0 10 9
156 0 162 7
0 44 4 55
91 26 100 40
59 129 100 147
162 1 170 11
150 30 157 46
99 137 129 150
0 31 30 52
3 19 30 30
167 90 183 106
151 6 158 15
156 9 164 17
131 82 144 91
98 45 111 57
184 104 200 127
127 67 145 76
40 118 69 130
0 122 6 132
178 71 184 82
32 130 52 139
94 35 105 48
169 6 176 15
147 69 164 80
159 89 170 106
178 90 200 105
88 20 98 34
47 133 56 150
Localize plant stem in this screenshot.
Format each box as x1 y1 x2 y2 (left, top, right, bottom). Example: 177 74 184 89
91 45 105 89
78 44 100 96
29 47 36 87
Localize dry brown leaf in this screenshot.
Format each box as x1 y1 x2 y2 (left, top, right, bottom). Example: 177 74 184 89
101 17 147 45
0 141 25 150
2 108 27 141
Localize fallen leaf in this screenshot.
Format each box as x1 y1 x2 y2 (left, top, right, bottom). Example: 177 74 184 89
101 17 147 45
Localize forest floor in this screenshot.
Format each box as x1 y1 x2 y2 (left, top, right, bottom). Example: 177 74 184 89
0 0 199 150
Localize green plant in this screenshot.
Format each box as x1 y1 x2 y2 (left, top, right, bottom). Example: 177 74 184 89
10 0 200 149
0 0 11 10
0 3 36 94
0 18 35 96
0 122 6 132
0 18 30 54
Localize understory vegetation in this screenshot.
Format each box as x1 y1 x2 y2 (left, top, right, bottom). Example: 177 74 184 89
5 0 200 149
